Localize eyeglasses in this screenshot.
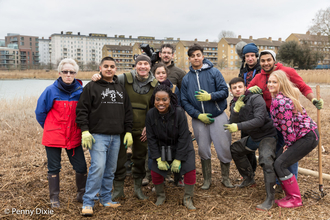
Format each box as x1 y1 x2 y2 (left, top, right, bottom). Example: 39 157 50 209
61 71 76 75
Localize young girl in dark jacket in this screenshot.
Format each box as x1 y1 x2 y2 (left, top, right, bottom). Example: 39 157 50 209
146 84 196 211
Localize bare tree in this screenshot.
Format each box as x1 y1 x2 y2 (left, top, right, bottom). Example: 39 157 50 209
309 7 330 37
218 30 236 41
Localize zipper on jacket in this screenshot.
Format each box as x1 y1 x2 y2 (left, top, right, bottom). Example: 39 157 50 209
215 102 221 112
195 70 205 114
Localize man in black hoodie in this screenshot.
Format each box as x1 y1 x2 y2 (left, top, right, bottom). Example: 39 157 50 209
224 77 277 211
76 57 133 216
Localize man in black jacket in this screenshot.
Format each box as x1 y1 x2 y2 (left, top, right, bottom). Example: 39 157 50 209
76 57 133 216
224 77 277 211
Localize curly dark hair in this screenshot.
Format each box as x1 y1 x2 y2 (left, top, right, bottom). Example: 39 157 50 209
150 84 178 108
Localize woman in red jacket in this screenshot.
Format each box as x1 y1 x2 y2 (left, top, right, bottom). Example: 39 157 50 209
35 58 87 208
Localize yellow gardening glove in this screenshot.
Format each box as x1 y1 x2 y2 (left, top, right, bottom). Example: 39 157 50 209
156 157 170 171
198 113 215 125
233 95 245 112
82 131 95 150
195 89 211 101
312 98 324 110
171 159 181 173
123 132 133 149
223 123 238 133
248 86 263 94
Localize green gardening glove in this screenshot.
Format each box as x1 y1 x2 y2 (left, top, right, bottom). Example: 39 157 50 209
123 132 133 149
312 98 324 110
82 131 95 150
156 157 170 171
233 95 245 112
248 86 263 94
195 89 211 101
223 123 238 133
198 113 215 125
171 159 181 173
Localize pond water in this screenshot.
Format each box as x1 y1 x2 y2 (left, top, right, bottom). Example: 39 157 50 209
0 79 90 100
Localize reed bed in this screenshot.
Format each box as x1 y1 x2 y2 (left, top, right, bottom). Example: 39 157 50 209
0 86 330 219
1 69 329 84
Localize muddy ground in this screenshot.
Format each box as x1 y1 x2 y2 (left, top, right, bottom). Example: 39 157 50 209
0 85 330 219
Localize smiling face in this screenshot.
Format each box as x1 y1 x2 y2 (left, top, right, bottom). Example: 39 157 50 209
267 75 279 94
99 60 117 82
188 50 204 70
244 52 257 68
135 61 151 78
154 91 170 114
260 54 275 73
159 47 174 65
154 66 167 83
59 63 76 84
230 81 246 98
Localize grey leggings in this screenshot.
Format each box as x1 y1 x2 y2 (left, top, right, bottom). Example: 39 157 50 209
274 129 319 178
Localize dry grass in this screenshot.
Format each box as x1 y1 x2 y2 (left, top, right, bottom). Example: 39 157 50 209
1 69 330 84
1 84 330 219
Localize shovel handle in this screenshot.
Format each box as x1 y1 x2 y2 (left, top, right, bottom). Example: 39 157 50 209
316 85 323 186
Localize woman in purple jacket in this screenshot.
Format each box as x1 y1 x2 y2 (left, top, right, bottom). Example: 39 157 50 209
268 70 319 208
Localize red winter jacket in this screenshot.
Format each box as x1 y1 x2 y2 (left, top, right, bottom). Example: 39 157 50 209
35 78 83 149
247 63 313 110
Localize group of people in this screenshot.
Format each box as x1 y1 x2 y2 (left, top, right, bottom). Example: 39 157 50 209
35 42 323 216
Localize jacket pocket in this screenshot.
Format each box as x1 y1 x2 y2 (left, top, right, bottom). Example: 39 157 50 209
43 122 66 146
131 103 147 129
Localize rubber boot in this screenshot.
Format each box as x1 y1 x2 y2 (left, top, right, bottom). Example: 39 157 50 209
201 159 211 190
183 184 196 211
155 182 166 206
276 175 303 208
256 182 275 211
76 173 87 203
48 173 60 208
134 178 148 200
112 180 125 200
236 176 256 188
220 162 234 188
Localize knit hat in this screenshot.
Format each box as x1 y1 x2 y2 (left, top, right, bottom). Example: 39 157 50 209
135 54 151 66
242 43 259 55
260 50 276 61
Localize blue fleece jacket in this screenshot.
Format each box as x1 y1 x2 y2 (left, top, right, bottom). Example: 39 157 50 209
181 59 228 119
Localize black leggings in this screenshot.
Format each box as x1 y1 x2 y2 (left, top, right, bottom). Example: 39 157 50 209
274 129 319 178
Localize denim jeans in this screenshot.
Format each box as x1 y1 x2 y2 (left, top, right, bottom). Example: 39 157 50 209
83 134 120 207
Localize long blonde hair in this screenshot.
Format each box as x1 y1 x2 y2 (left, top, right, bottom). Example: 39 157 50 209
270 70 303 113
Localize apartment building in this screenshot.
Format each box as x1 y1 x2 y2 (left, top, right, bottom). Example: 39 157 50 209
102 45 134 71
5 33 40 68
176 39 218 72
218 35 283 69
286 31 330 67
50 31 178 65
39 37 51 65
0 45 19 70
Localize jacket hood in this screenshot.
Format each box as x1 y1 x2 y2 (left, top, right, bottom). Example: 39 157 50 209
189 59 213 72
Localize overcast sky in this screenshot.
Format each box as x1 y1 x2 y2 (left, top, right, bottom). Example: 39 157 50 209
0 0 328 42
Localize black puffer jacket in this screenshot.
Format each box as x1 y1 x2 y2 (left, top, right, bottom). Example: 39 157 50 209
230 93 276 141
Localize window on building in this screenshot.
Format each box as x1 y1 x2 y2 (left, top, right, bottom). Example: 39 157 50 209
20 42 24 46
261 46 263 49
30 38 32 41
231 56 233 59
231 45 233 48
231 50 233 53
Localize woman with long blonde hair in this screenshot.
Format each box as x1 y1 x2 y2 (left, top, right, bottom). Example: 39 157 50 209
268 70 319 208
